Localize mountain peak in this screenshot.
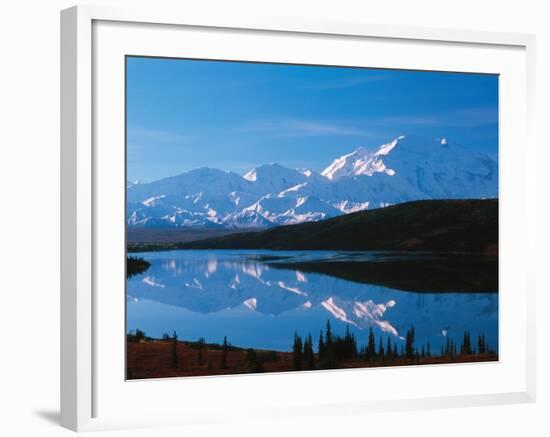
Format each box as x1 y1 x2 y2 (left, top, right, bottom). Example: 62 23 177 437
322 135 473 181
243 163 285 181
243 163 308 188
375 136 404 156
322 136 405 180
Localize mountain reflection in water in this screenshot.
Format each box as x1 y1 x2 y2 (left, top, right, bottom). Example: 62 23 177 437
127 250 498 353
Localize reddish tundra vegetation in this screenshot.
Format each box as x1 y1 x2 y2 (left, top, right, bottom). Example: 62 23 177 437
126 324 497 380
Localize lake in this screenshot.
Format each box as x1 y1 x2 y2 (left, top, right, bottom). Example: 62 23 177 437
127 250 498 354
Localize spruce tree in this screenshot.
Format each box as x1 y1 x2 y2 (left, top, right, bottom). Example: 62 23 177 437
386 336 392 361
306 333 315 370
302 334 310 365
344 326 352 358
477 333 486 354
221 336 229 369
135 329 145 342
323 321 336 368
378 337 385 360
351 332 358 358
245 348 264 373
460 331 473 355
326 321 335 366
318 330 325 361
292 332 303 370
325 320 333 348
197 336 205 366
367 327 376 361
171 331 178 369
405 326 415 359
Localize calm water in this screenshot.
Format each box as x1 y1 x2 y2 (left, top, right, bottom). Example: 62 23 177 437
127 250 498 353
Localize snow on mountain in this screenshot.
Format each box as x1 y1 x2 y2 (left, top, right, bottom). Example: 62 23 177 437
127 135 498 228
243 163 308 194
322 136 403 180
221 209 276 229
320 135 497 200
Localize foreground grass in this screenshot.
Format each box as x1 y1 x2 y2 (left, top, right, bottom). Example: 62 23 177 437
126 335 498 380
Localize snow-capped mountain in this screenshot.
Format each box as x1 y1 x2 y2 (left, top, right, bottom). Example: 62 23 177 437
243 163 309 193
127 135 498 228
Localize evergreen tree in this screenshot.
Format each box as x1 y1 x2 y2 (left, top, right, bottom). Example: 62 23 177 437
302 334 310 365
171 331 178 369
421 345 425 358
305 333 315 370
318 330 325 361
426 341 431 357
197 337 205 366
378 337 385 360
386 336 393 361
292 332 303 370
302 335 309 363
325 320 333 349
135 329 146 342
344 326 356 359
477 333 486 354
221 336 229 369
366 327 376 361
460 331 472 355
405 326 415 359
245 348 264 373
325 321 336 367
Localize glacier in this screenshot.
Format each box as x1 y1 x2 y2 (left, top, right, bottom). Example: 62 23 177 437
127 135 498 229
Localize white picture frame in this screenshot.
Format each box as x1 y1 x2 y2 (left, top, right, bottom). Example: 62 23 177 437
60 5 536 432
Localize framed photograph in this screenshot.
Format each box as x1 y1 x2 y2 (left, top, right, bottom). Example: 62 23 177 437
61 5 536 432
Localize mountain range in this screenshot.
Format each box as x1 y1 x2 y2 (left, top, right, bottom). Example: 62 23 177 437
127 135 498 229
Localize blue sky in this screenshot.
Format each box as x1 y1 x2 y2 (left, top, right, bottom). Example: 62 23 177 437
127 57 498 183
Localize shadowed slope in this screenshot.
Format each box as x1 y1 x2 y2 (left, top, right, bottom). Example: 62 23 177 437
178 199 498 253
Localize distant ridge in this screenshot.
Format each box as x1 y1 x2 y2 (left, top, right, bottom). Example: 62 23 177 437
178 199 498 253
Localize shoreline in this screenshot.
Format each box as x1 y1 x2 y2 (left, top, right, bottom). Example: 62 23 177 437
127 335 498 380
126 249 498 293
